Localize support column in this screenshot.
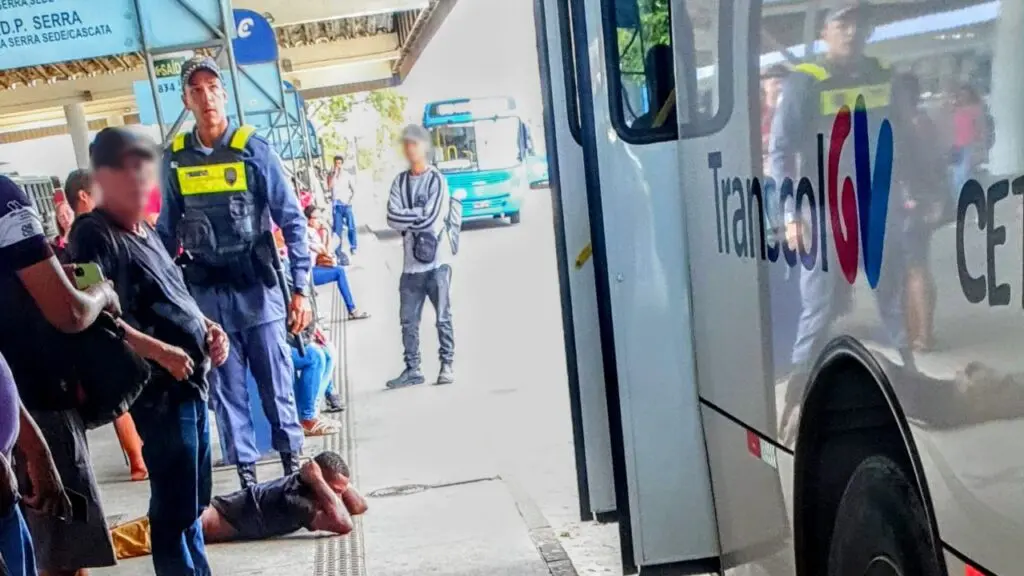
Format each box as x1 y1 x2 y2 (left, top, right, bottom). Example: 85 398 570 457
64 103 90 169
988 0 1024 177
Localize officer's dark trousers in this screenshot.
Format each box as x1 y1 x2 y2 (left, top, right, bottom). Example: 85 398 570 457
209 321 303 464
399 264 455 369
132 389 211 576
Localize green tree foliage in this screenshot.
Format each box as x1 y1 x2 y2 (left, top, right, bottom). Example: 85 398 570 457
315 89 407 179
617 0 670 83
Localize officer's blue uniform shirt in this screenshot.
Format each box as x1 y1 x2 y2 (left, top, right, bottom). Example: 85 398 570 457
157 122 312 333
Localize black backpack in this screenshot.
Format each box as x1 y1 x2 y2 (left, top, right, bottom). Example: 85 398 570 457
64 211 153 428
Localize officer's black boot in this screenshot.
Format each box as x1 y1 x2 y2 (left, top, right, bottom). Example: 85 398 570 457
281 451 301 476
237 463 258 490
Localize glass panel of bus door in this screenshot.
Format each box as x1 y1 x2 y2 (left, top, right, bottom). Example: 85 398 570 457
573 0 721 571
674 0 803 573
535 0 618 523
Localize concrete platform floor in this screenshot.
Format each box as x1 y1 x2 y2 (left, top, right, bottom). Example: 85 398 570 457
88 189 621 575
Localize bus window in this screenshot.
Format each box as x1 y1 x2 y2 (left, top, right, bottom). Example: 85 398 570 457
603 0 730 142
431 117 523 172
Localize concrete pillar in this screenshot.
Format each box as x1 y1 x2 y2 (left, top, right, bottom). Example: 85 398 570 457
988 0 1024 177
64 103 90 169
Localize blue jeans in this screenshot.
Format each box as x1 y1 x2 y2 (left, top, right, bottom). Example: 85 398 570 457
332 202 357 255
291 342 334 421
952 146 973 203
0 506 36 576
313 266 356 312
132 392 212 576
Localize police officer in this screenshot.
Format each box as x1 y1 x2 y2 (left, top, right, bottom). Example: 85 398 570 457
158 57 313 489
769 0 909 425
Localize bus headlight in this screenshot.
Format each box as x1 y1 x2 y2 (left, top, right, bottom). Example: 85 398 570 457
452 188 468 200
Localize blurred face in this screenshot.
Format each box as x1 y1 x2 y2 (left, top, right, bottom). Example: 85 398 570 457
308 209 321 225
763 77 783 106
822 14 867 60
55 202 74 234
334 158 343 169
94 154 157 222
183 70 227 127
403 139 428 165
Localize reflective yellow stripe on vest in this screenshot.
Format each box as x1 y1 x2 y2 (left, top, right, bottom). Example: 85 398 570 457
177 162 249 196
793 63 830 82
820 83 890 115
171 133 187 153
229 124 257 151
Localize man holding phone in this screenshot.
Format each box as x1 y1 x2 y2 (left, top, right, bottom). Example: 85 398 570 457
69 127 230 576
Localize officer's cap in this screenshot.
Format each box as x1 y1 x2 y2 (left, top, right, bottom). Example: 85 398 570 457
90 128 157 170
824 0 869 23
401 124 431 145
180 56 223 88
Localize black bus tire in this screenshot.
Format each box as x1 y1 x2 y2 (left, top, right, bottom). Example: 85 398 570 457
510 212 522 225
827 455 942 576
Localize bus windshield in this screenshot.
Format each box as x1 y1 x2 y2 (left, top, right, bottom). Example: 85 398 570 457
431 117 522 173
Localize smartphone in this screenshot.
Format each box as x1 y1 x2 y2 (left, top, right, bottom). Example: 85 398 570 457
65 489 88 524
72 262 106 290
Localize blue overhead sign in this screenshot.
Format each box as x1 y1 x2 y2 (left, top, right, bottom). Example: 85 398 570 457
0 1 139 70
0 0 225 71
233 9 277 65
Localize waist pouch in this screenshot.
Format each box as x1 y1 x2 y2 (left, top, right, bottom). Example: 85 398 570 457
412 231 440 264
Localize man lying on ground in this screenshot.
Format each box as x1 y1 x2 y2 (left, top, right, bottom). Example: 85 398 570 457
110 451 367 558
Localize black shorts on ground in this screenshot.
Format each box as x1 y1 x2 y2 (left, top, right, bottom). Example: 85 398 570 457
210 473 317 540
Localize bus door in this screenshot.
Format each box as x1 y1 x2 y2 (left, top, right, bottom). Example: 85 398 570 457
554 0 723 572
674 0 801 573
534 0 618 524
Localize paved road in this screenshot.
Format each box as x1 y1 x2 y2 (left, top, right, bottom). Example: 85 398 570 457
345 187 621 575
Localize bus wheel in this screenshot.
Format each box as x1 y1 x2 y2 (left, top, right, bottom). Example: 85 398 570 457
827 455 941 576
510 212 521 225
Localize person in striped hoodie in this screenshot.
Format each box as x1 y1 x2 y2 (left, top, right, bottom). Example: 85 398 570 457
385 125 456 389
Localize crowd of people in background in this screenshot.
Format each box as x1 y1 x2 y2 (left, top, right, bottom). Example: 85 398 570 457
0 45 470 573
0 55 377 576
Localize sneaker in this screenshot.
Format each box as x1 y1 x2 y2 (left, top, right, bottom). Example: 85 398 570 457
237 463 258 490
386 367 425 390
324 392 346 413
436 363 455 386
281 452 301 476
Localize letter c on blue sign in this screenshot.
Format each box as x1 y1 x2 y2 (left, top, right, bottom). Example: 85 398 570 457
232 9 278 65
238 18 254 39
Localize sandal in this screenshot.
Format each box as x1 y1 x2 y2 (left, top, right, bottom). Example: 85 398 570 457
301 418 340 437
348 310 370 321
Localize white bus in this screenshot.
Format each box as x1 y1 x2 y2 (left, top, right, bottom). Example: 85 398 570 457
534 0 1023 574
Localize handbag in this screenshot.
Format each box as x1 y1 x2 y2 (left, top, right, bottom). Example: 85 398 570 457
70 312 152 429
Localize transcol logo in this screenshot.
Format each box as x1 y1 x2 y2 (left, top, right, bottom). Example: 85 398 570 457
707 96 894 288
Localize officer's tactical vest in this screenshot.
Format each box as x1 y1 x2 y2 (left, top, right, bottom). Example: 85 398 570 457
793 58 893 181
170 125 270 288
